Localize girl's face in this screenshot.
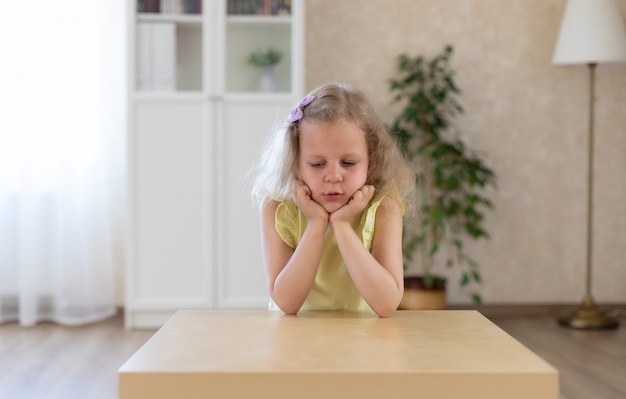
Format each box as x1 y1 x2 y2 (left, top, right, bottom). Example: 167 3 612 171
298 119 369 213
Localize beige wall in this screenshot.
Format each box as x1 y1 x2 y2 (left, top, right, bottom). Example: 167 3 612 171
305 0 626 305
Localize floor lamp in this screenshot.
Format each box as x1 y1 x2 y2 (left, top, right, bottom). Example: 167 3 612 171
552 0 626 330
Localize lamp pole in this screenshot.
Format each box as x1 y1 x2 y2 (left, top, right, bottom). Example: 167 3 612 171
557 63 618 330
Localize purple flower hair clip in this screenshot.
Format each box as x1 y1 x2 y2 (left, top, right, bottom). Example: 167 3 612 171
286 95 316 123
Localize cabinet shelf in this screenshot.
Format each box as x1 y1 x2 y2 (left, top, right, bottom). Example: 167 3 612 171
226 15 291 25
225 92 293 102
137 13 202 24
132 92 207 102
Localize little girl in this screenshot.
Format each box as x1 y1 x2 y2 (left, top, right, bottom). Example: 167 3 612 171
252 83 415 317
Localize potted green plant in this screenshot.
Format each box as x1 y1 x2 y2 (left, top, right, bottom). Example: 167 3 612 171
248 47 283 92
388 45 496 307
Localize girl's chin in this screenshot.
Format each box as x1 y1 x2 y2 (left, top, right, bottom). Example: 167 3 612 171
320 201 346 214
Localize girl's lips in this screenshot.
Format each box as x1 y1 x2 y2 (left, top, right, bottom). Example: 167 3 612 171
322 193 343 201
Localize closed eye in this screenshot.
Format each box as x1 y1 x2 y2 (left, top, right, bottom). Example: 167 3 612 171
310 162 325 168
342 161 356 167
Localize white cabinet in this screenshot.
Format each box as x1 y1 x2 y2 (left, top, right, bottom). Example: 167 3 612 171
126 0 304 329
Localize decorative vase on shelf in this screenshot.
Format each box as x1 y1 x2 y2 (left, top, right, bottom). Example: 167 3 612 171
259 66 277 92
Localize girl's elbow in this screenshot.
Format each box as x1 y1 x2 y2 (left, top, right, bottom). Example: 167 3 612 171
375 305 398 318
373 294 402 318
279 305 300 315
271 296 301 315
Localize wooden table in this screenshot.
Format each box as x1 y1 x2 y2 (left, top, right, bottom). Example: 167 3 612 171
119 310 558 399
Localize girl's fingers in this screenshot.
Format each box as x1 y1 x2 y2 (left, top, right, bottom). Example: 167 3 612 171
352 185 375 205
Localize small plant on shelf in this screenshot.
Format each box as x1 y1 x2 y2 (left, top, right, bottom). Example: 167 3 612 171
248 48 283 69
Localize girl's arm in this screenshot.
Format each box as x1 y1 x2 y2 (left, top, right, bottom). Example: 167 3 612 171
330 190 404 318
259 198 327 314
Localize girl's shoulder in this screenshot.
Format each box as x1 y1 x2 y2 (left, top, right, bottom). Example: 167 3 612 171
262 197 299 224
271 198 300 249
372 184 405 216
362 186 402 248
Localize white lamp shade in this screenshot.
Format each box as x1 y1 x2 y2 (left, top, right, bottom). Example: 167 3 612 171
553 0 626 65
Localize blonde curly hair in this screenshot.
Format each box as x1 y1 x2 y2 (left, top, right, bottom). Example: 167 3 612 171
251 82 415 213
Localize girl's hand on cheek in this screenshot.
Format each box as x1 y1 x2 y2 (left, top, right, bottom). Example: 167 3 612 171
330 185 375 224
292 180 329 226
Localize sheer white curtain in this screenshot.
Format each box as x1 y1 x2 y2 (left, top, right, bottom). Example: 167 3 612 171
0 1 126 326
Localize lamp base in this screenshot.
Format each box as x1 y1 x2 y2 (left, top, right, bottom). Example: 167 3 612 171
558 296 619 330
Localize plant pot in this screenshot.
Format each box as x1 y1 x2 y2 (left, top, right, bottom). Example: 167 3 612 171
398 276 446 310
258 66 277 92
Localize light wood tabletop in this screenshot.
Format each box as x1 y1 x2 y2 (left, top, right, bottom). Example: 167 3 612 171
119 309 558 399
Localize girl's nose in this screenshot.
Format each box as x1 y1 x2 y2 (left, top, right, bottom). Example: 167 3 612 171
325 164 342 182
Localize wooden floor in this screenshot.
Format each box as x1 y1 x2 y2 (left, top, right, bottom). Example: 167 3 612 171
0 309 624 399
0 312 155 399
493 311 626 399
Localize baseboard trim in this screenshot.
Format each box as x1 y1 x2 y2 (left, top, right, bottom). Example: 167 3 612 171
117 304 626 322
449 303 626 319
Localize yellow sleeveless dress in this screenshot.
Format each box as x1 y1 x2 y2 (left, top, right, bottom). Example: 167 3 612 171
269 187 403 314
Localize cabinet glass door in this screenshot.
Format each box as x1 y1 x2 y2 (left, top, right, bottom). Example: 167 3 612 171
135 0 204 92
225 0 292 93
